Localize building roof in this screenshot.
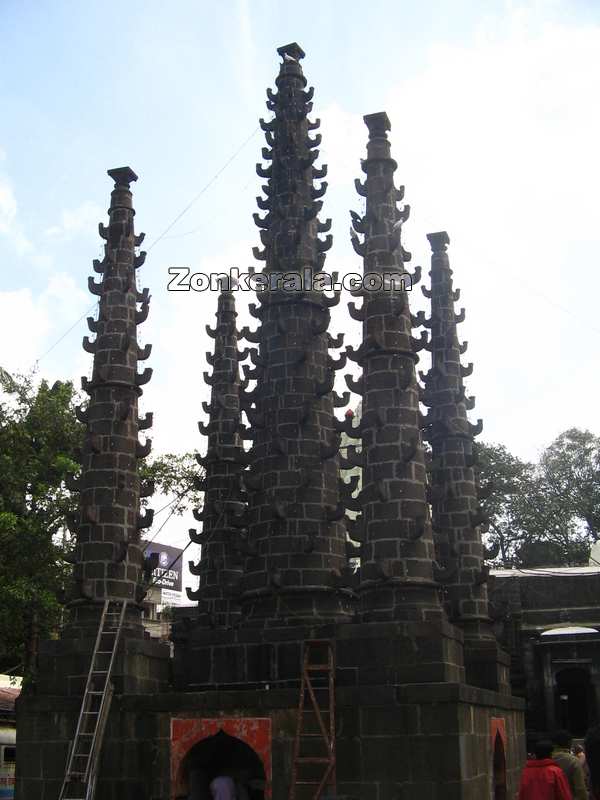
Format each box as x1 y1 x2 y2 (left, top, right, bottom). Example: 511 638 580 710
491 566 600 577
0 687 20 714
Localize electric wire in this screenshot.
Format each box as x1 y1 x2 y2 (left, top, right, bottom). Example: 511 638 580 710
32 125 260 366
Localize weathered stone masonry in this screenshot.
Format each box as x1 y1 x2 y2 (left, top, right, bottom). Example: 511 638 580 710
16 44 525 800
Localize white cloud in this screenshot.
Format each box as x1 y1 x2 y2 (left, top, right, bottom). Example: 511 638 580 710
233 0 259 111
143 237 257 457
45 201 105 242
0 274 88 376
313 11 600 460
0 175 33 256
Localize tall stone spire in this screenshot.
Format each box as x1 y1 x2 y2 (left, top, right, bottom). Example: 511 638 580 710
422 232 508 689
68 167 153 635
345 113 444 623
186 286 246 628
238 43 353 626
421 232 488 624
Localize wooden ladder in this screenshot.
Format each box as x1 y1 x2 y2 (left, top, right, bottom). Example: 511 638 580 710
289 639 336 800
58 599 127 800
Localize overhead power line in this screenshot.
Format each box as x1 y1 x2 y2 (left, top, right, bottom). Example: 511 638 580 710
33 125 260 366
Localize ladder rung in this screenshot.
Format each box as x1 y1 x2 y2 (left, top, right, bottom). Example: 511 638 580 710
60 600 126 800
294 780 332 785
295 757 333 764
306 664 331 670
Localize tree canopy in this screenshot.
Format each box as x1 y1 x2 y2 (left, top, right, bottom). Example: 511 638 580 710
0 370 202 678
0 371 82 676
477 428 600 568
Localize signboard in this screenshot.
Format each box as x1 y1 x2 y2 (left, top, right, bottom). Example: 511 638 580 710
161 588 191 606
143 542 183 593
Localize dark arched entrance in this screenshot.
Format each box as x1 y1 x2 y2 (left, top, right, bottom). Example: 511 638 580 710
555 667 593 736
493 731 507 800
178 730 266 800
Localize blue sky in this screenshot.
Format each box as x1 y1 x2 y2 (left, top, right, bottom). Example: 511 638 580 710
2 0 600 570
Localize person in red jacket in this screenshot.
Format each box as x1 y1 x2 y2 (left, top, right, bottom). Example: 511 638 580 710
519 740 573 800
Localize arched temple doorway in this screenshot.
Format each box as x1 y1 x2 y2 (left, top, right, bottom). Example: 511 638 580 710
177 731 265 799
555 667 594 736
493 730 507 800
171 718 271 800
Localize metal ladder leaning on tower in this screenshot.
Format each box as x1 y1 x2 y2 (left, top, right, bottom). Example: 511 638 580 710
58 599 127 800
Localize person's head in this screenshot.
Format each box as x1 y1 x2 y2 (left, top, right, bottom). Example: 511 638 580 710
573 744 585 757
553 729 573 749
585 726 600 793
534 740 554 760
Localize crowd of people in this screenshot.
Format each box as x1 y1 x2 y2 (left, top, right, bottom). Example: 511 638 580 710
519 727 600 799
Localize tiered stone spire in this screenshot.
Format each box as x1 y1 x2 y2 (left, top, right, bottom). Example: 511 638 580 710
345 113 443 623
186 287 246 628
420 232 491 632
68 167 153 635
238 43 353 626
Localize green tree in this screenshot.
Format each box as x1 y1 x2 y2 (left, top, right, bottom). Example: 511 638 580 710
0 371 83 677
0 369 203 678
475 441 534 566
476 429 599 568
537 428 600 543
141 451 203 515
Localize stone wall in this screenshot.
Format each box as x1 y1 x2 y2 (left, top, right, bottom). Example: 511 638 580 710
17 683 523 800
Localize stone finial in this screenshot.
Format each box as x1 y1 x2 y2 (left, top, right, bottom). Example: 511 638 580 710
277 42 306 61
107 167 138 188
363 112 391 138
256 44 331 275
427 231 450 253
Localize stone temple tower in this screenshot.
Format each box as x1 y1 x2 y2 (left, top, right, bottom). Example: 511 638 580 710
187 285 246 629
170 45 524 799
17 45 525 800
421 231 510 691
16 169 169 800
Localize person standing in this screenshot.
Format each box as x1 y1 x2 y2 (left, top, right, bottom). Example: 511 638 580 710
552 730 588 800
209 775 237 800
585 727 600 800
518 740 572 800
